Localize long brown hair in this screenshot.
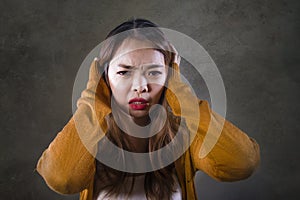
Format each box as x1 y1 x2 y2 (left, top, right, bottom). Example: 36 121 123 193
93 18 187 200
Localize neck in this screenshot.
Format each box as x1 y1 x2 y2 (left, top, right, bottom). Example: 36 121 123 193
125 134 149 153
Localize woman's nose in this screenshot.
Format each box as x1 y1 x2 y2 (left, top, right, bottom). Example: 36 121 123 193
132 74 148 94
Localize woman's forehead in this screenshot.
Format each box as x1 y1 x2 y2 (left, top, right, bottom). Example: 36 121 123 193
114 38 155 55
110 39 165 67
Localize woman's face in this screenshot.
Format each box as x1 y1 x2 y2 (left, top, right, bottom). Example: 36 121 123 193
108 39 167 119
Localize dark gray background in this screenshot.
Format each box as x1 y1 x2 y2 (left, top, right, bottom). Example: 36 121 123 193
1 0 299 199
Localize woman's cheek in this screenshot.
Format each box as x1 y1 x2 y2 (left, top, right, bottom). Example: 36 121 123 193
117 79 132 92
150 84 164 101
110 79 132 102
110 76 130 90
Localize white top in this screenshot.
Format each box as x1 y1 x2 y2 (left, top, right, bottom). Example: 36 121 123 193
96 174 182 200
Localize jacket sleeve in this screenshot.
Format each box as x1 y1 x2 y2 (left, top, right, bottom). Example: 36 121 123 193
189 100 260 181
165 63 260 182
36 59 111 194
36 114 96 194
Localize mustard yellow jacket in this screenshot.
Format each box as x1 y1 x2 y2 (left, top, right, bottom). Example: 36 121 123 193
36 61 260 200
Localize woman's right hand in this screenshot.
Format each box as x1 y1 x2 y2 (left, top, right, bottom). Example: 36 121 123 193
74 57 112 153
76 57 111 132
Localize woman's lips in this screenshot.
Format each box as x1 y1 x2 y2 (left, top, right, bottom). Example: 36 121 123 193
129 98 149 110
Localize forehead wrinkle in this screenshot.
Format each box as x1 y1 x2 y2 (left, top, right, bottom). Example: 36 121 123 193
111 52 164 70
110 38 156 66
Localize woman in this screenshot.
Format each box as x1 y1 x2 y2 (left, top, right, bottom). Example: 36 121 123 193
37 19 260 200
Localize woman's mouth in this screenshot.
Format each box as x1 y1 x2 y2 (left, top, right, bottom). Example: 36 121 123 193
129 98 149 110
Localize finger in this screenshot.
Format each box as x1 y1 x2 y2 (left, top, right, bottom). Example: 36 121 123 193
169 43 181 66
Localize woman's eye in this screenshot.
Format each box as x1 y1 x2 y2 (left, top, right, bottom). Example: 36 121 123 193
117 71 130 76
148 71 162 76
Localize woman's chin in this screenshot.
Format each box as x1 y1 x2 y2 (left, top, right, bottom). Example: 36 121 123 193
129 109 149 118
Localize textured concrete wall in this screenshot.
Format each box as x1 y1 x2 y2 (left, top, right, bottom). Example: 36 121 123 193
1 0 299 199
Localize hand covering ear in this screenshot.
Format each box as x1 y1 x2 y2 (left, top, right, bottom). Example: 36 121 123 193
166 43 199 141
165 51 260 182
74 57 112 153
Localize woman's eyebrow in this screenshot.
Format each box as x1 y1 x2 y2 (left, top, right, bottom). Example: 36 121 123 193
117 64 135 69
142 64 165 69
117 64 164 70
